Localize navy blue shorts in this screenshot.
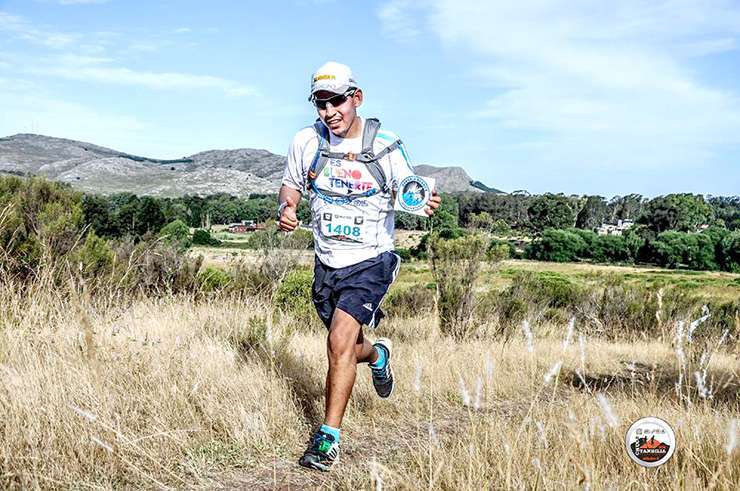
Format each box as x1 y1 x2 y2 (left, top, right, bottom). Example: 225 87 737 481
312 251 401 329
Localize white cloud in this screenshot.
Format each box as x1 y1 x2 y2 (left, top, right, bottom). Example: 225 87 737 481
1 11 256 98
1 10 82 48
58 0 110 5
0 76 149 146
378 0 422 42
173 27 191 34
29 63 257 97
381 0 740 181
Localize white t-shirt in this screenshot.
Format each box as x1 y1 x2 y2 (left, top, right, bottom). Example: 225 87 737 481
282 118 415 268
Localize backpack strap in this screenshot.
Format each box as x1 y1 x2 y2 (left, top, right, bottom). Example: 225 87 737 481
306 120 331 187
306 117 400 197
355 118 389 194
361 118 381 156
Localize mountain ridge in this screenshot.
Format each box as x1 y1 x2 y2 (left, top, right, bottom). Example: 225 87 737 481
0 133 503 197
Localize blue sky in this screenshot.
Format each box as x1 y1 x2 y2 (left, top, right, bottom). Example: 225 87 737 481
1 0 739 197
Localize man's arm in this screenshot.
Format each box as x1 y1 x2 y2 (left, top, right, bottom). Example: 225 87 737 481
277 184 301 232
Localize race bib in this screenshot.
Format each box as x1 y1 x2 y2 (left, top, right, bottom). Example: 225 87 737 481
319 210 367 244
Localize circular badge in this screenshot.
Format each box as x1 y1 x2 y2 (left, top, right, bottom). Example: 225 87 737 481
625 417 676 467
398 176 430 212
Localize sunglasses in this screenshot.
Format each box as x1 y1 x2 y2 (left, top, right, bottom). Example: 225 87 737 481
312 90 356 110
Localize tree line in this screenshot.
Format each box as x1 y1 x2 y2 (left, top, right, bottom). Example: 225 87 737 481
77 189 739 240
430 192 739 234
4 173 738 273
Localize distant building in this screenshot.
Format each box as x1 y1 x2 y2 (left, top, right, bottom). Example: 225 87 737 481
228 220 263 233
597 219 634 236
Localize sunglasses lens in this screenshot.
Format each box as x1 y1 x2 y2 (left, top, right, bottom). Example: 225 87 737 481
315 92 350 109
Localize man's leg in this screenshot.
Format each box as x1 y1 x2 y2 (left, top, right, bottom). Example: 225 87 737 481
355 325 378 364
323 308 377 427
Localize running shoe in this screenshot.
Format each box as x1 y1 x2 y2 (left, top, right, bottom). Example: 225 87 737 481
298 429 340 471
370 338 395 398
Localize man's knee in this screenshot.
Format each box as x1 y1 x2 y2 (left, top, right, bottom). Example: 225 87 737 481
327 310 360 363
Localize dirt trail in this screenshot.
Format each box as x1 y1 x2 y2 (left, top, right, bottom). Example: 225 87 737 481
214 399 530 490
216 421 408 490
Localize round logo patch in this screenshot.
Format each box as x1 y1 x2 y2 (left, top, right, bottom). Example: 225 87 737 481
398 176 430 212
625 417 676 467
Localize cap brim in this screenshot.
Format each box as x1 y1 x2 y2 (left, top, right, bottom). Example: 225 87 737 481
311 84 353 96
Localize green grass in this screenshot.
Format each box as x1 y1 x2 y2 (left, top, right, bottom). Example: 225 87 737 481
395 258 740 301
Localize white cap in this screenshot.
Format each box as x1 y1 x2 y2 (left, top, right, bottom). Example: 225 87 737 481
309 61 358 98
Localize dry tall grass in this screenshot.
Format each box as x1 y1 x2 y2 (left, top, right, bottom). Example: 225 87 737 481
1 273 737 489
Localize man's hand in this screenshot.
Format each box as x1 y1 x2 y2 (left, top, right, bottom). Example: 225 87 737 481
278 195 299 232
424 189 442 216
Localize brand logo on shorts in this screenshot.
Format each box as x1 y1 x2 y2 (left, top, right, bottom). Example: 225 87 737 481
399 175 430 212
363 303 373 311
625 417 676 467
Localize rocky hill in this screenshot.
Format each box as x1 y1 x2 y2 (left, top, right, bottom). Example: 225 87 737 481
0 133 501 197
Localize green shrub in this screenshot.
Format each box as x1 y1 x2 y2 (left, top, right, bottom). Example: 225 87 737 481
701 299 739 341
192 229 221 246
226 261 273 298
526 229 586 262
275 269 315 323
74 231 114 278
487 271 585 328
395 247 412 261
410 233 429 260
491 218 511 236
197 266 231 292
244 225 312 250
282 227 314 249
569 228 598 257
487 239 513 262
429 233 487 339
651 231 718 270
1 176 85 277
592 234 631 263
719 232 740 272
438 227 466 240
111 239 202 295
159 219 191 249
589 279 704 338
384 285 435 318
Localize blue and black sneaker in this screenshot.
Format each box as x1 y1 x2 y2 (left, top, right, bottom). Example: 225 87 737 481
370 338 395 398
298 429 340 472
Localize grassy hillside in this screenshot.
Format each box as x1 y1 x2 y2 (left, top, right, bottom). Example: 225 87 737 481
1 258 738 488
1 177 737 488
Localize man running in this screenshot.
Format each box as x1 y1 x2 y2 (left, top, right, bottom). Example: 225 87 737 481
278 61 440 471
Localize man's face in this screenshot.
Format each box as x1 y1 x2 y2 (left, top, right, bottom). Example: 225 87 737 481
314 89 363 137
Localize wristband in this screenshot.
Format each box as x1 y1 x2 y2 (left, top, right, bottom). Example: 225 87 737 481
277 201 288 219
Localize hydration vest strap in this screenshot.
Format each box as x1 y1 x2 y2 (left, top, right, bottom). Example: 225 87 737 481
361 118 381 156
307 120 330 183
306 117 393 195
370 140 402 162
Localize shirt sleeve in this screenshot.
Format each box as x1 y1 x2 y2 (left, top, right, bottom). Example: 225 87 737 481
282 129 313 191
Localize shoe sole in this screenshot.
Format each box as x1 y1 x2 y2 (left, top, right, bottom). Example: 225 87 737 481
374 337 395 398
299 452 339 472
299 459 330 472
